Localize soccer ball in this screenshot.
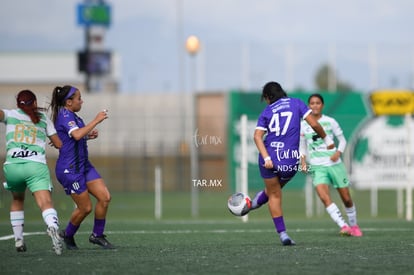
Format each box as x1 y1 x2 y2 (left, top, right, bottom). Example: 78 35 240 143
227 192 251 216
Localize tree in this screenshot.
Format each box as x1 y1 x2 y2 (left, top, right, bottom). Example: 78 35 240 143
314 64 353 92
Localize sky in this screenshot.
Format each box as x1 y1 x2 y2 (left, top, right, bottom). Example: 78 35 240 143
1 0 414 93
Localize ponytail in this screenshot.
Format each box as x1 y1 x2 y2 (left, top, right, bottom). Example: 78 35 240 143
50 85 75 123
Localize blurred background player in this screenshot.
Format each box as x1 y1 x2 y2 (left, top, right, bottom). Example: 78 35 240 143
0 90 63 255
50 85 114 249
299 93 362 237
249 82 334 245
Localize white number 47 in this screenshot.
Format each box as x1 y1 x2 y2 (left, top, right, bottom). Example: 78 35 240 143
268 111 292 136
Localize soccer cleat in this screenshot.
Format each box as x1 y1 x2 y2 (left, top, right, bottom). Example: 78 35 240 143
250 190 267 210
279 232 296 246
243 197 252 215
59 230 79 250
339 225 352 236
15 239 27 252
89 234 115 249
350 225 363 237
47 226 63 255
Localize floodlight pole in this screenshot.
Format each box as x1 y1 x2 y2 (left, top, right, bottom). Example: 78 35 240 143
405 113 413 221
85 26 91 92
186 35 200 218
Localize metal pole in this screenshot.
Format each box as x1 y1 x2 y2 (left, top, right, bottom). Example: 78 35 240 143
405 113 413 221
190 57 199 218
240 114 248 222
85 26 91 92
155 166 162 220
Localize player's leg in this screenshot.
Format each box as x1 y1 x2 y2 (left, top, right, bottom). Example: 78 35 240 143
4 165 27 252
251 189 268 210
331 164 362 237
26 163 63 254
313 167 351 235
87 178 114 249
263 177 295 246
315 184 349 229
61 190 93 250
32 189 63 255
10 191 26 252
337 187 362 237
251 159 273 210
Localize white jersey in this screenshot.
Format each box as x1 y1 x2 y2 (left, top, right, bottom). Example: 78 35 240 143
300 114 346 166
1 109 57 165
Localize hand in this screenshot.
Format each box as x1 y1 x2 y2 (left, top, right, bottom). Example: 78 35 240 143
95 109 109 123
88 129 99 140
301 163 308 174
326 143 335 150
48 140 58 148
263 158 274 169
330 151 341 162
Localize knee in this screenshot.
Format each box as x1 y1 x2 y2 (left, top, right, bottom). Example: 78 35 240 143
99 193 112 208
79 203 93 215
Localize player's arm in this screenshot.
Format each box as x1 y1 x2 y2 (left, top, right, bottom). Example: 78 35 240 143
331 119 346 161
253 128 273 169
49 134 62 149
304 114 335 149
70 110 107 141
0 109 4 121
299 132 308 172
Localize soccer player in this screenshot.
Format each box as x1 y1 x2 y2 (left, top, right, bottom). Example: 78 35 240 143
49 85 115 249
299 93 362 237
1 90 63 255
249 82 334 245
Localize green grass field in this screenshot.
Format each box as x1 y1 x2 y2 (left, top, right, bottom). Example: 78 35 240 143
0 190 413 274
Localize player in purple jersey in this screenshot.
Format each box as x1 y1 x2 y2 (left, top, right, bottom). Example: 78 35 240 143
248 82 334 246
49 85 114 249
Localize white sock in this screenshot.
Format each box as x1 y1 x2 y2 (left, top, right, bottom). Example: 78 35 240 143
42 208 59 229
345 205 357 226
10 211 24 241
326 203 347 228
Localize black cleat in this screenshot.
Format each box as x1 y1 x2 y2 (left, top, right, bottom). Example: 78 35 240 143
60 230 78 250
279 232 296 246
89 234 115 249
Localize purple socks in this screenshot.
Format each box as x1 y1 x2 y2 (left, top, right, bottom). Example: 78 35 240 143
66 219 106 237
92 218 106 237
272 216 286 233
252 190 269 209
65 222 80 237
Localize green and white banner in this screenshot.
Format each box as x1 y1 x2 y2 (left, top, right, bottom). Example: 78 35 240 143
227 90 369 192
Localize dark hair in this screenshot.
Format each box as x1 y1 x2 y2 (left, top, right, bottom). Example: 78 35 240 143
16 90 43 124
261 82 287 104
308 93 324 104
49 85 77 123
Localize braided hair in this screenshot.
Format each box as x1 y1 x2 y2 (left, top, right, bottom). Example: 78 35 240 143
16 90 43 124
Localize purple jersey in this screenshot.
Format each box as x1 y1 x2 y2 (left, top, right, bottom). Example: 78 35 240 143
55 108 88 173
256 97 311 181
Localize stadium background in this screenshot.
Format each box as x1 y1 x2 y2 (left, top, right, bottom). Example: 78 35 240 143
0 90 369 194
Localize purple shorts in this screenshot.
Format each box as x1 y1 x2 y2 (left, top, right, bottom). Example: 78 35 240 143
258 155 299 185
56 161 101 195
